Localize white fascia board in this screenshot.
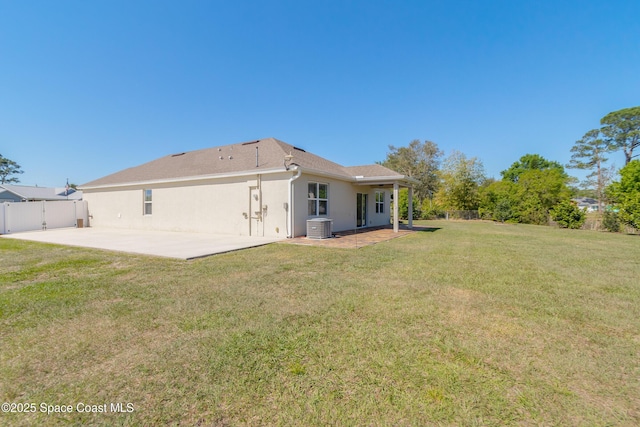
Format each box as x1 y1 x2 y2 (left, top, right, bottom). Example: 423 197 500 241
299 167 419 186
79 167 289 190
354 175 419 186
295 167 354 182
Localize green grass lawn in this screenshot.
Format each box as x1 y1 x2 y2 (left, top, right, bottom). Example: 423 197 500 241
1 221 639 426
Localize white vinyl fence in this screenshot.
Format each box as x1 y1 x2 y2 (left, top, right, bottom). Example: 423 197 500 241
0 201 88 234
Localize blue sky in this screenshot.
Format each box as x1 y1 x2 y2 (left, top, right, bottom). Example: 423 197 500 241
1 0 639 187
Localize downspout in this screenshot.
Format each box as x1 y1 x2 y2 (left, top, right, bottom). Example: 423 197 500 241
257 173 263 236
287 166 302 238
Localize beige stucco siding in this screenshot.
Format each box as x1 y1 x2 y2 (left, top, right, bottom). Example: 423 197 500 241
367 189 391 228
83 173 290 237
292 173 391 236
252 173 290 238
83 170 393 238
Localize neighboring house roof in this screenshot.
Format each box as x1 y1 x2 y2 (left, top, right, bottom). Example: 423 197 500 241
81 137 416 189
572 198 599 211
574 197 597 205
0 184 82 201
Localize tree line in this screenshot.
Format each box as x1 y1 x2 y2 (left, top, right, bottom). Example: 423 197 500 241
3 106 639 231
381 106 640 231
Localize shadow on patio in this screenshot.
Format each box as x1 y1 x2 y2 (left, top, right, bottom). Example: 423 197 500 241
280 224 439 249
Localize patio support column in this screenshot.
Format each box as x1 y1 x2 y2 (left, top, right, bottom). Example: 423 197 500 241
408 186 413 229
393 182 399 233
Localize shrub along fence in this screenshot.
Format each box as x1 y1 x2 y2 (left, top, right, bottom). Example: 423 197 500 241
421 210 480 220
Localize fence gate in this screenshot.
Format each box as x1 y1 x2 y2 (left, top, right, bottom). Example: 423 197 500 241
0 201 88 234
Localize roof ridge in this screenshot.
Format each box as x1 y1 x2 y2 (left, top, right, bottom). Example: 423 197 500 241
80 138 409 188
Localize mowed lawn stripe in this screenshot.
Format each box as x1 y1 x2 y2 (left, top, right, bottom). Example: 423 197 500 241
1 221 639 426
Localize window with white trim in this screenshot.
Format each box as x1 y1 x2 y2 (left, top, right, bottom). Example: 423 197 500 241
375 190 385 213
308 182 328 216
143 189 152 215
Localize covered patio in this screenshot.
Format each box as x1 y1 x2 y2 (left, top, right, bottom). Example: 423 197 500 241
352 174 419 233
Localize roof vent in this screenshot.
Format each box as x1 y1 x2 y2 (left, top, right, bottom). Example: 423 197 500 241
228 155 233 160
219 156 224 160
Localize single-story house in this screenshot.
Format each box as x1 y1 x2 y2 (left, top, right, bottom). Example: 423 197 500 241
572 197 599 212
0 184 82 203
80 138 417 238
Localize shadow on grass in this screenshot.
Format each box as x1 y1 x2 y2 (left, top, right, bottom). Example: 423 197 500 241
409 226 441 233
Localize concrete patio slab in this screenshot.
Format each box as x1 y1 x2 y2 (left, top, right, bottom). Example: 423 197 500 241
1 227 282 260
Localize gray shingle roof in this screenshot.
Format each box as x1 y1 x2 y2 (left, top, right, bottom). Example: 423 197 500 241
81 138 408 188
344 164 404 178
0 184 82 201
